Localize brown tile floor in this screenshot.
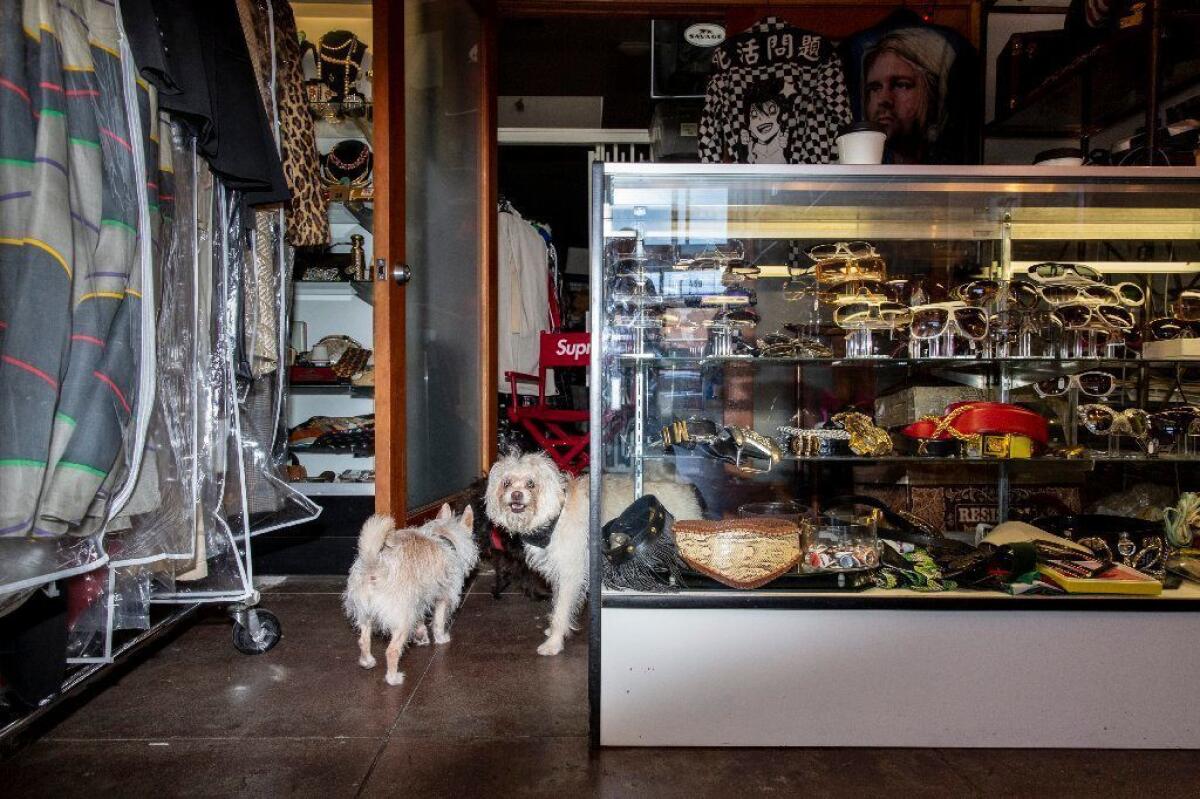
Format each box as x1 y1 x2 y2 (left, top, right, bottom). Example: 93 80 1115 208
6 574 1200 798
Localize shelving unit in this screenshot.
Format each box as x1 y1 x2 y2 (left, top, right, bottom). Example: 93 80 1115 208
286 5 377 500
589 163 1200 749
984 1 1200 153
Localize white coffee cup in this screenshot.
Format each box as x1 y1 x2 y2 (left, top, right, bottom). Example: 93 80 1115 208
1033 147 1084 167
837 122 887 165
310 344 330 365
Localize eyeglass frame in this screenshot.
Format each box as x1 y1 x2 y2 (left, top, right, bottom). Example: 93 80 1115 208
1077 404 1150 439
1050 302 1136 332
1037 282 1145 308
908 301 990 341
1033 371 1118 398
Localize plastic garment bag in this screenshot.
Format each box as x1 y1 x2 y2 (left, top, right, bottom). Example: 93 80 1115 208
0 1 157 614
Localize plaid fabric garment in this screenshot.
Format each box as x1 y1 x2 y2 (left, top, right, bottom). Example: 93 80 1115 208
0 1 161 544
698 17 851 164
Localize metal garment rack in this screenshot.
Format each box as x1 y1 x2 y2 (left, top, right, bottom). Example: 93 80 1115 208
0 0 314 747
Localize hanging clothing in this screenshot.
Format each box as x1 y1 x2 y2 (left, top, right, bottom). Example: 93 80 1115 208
120 0 289 208
698 17 851 164
235 0 329 246
498 209 554 396
0 0 158 603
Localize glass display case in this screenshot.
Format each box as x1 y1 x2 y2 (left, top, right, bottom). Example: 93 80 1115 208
587 164 1200 748
589 164 1200 595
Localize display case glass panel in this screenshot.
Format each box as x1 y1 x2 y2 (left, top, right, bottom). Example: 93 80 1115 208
591 164 1200 596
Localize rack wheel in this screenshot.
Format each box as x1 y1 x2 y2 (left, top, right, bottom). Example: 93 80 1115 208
232 608 282 655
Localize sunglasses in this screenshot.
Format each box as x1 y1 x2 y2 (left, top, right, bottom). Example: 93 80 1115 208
808 241 878 261
1027 262 1102 283
1173 290 1200 321
1050 303 1136 332
813 255 889 286
703 308 759 330
1149 406 1200 446
1037 282 1145 307
1148 318 1200 340
833 299 913 330
609 239 675 266
612 307 667 329
989 309 1061 335
1033 371 1117 398
1078 405 1150 439
955 279 1041 309
755 332 834 358
909 302 989 341
610 273 657 304
673 241 746 270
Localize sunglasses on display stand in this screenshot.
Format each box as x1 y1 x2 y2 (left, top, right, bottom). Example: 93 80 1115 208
1077 404 1153 458
1072 402 1200 458
833 296 912 359
986 309 1063 359
1050 303 1137 359
906 302 989 358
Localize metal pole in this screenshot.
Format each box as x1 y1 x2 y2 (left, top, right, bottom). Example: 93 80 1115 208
1145 0 1163 161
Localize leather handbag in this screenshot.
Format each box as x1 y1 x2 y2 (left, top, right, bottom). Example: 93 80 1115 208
674 517 802 589
601 495 688 592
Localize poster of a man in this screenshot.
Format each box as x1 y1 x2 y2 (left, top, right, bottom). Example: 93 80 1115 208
862 28 957 164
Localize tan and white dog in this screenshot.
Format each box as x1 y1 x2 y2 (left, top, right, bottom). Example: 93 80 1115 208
344 504 479 686
485 451 701 656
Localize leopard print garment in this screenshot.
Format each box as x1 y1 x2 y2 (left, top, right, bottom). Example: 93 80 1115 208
237 0 329 246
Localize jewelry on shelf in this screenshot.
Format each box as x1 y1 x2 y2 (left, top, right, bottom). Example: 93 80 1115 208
320 140 373 188
315 31 368 106
831 412 893 456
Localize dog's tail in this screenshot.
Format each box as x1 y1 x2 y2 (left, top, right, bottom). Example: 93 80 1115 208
357 513 395 567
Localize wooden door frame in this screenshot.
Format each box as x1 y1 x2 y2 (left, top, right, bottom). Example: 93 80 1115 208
374 0 498 523
373 0 406 519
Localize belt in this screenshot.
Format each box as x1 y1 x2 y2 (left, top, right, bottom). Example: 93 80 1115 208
902 402 1050 446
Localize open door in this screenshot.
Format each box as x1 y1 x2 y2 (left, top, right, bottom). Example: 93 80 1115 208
374 0 494 521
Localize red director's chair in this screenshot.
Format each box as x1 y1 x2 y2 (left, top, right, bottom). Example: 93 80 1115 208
505 332 591 474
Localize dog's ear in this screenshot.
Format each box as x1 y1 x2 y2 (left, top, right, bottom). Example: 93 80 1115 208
437 503 453 521
460 505 474 528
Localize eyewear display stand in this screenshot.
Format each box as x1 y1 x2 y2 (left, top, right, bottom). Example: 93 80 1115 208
590 164 1200 749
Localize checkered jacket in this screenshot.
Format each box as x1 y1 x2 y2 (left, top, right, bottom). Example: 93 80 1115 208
699 17 851 164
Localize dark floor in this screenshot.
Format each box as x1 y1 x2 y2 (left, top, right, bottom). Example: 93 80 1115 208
6 574 1200 798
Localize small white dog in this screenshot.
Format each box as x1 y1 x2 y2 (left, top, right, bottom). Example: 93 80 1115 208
344 504 479 686
485 451 701 656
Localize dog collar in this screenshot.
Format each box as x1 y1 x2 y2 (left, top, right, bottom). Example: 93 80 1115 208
518 513 560 549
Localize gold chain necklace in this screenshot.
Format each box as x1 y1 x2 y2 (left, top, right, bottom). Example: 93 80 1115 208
316 36 363 100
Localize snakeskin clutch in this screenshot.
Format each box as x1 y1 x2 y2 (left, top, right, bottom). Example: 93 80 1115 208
674 518 802 589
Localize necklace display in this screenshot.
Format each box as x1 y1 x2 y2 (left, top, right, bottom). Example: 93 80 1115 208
320 140 373 188
316 31 366 102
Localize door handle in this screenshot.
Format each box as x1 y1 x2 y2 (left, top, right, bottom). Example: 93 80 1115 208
392 263 412 285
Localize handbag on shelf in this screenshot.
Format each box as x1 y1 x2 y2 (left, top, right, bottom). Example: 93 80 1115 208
674 517 802 589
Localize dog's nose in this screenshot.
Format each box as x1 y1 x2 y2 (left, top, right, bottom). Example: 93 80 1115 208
510 490 524 503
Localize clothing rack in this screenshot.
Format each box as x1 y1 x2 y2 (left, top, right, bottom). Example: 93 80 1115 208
0 0 317 744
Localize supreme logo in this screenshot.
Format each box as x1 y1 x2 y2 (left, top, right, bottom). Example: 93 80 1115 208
555 339 590 360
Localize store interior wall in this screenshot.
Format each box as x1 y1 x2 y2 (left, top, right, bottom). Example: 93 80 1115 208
498 18 653 129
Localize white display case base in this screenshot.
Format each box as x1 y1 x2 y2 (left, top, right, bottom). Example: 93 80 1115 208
599 604 1200 748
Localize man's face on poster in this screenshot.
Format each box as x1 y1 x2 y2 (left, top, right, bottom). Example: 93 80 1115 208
748 99 781 144
865 50 927 140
